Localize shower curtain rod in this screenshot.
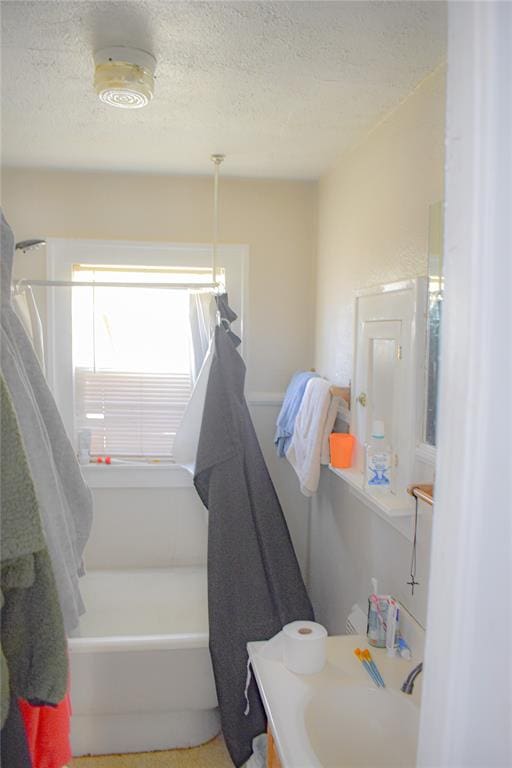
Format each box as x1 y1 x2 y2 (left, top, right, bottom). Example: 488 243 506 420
14 157 226 294
14 278 218 290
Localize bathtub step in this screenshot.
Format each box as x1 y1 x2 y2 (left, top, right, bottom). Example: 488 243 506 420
70 567 209 639
69 567 218 757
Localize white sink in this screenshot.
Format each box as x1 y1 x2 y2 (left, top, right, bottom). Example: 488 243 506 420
305 684 419 768
248 633 423 768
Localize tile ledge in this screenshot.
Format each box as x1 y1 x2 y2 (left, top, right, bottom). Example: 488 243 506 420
327 466 431 543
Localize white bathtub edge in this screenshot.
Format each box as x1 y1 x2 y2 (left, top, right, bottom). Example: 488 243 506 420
69 631 209 654
71 707 221 756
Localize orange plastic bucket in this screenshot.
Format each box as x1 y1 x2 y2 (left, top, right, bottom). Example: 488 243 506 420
329 433 355 468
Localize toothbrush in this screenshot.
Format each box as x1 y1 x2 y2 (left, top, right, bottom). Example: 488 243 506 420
354 649 381 686
354 648 383 687
386 599 398 656
370 593 388 631
362 649 386 687
363 649 386 687
370 581 389 628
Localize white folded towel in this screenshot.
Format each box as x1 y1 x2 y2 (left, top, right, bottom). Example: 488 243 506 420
286 378 340 496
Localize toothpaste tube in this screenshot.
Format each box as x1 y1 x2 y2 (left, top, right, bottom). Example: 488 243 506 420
386 599 399 656
367 594 390 647
397 636 412 659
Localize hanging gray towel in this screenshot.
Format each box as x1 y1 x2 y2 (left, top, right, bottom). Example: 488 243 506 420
194 325 314 768
0 210 93 632
1 376 68 726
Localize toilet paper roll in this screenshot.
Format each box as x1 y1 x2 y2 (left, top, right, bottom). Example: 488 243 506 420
282 620 328 675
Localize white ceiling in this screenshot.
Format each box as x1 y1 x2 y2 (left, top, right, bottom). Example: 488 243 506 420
1 1 446 179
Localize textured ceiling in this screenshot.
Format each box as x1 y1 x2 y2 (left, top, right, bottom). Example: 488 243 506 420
1 1 446 179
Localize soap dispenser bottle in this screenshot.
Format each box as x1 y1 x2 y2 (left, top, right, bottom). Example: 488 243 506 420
365 420 393 493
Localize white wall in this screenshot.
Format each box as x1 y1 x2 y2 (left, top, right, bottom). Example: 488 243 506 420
311 67 445 631
84 486 208 570
250 401 312 581
419 4 512 763
311 472 433 632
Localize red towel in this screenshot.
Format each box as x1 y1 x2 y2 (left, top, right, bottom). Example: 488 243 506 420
19 693 72 768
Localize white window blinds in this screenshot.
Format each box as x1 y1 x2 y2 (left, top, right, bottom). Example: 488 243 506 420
72 264 208 460
75 369 192 458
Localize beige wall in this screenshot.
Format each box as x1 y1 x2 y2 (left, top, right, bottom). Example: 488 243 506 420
310 67 445 632
1 169 317 394
315 66 445 386
1 169 317 579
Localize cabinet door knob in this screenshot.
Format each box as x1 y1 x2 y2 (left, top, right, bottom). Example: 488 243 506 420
357 392 367 407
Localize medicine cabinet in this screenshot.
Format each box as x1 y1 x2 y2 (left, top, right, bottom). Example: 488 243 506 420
351 278 427 497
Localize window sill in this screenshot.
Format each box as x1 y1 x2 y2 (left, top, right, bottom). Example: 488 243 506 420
81 463 194 489
328 466 428 543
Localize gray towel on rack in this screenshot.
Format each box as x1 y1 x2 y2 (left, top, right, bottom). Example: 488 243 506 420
0 210 93 632
194 325 314 768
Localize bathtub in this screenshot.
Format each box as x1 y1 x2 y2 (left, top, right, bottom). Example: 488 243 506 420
69 567 219 756
69 477 219 756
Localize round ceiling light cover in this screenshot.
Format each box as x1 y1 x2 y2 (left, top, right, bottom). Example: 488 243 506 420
94 47 156 109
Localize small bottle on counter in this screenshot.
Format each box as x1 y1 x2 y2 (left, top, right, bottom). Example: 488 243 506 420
365 420 393 493
77 429 92 465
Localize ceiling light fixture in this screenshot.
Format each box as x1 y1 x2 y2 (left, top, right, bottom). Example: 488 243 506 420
93 47 156 109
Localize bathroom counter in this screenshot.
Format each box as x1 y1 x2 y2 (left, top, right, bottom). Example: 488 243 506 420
248 634 422 768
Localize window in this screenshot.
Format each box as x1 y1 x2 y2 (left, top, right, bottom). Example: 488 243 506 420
73 264 212 459
46 239 246 466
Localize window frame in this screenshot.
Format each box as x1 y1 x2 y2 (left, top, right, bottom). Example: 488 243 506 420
46 238 248 485
415 201 444 468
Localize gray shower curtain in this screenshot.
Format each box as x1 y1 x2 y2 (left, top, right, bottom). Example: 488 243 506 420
194 323 314 767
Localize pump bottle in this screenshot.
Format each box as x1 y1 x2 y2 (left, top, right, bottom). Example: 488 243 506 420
365 420 393 493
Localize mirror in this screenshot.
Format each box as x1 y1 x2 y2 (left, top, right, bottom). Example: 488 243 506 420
354 286 420 496
370 336 398 443
424 201 444 447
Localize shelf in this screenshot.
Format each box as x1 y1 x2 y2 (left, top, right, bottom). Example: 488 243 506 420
81 463 194 489
407 483 434 506
328 466 416 517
